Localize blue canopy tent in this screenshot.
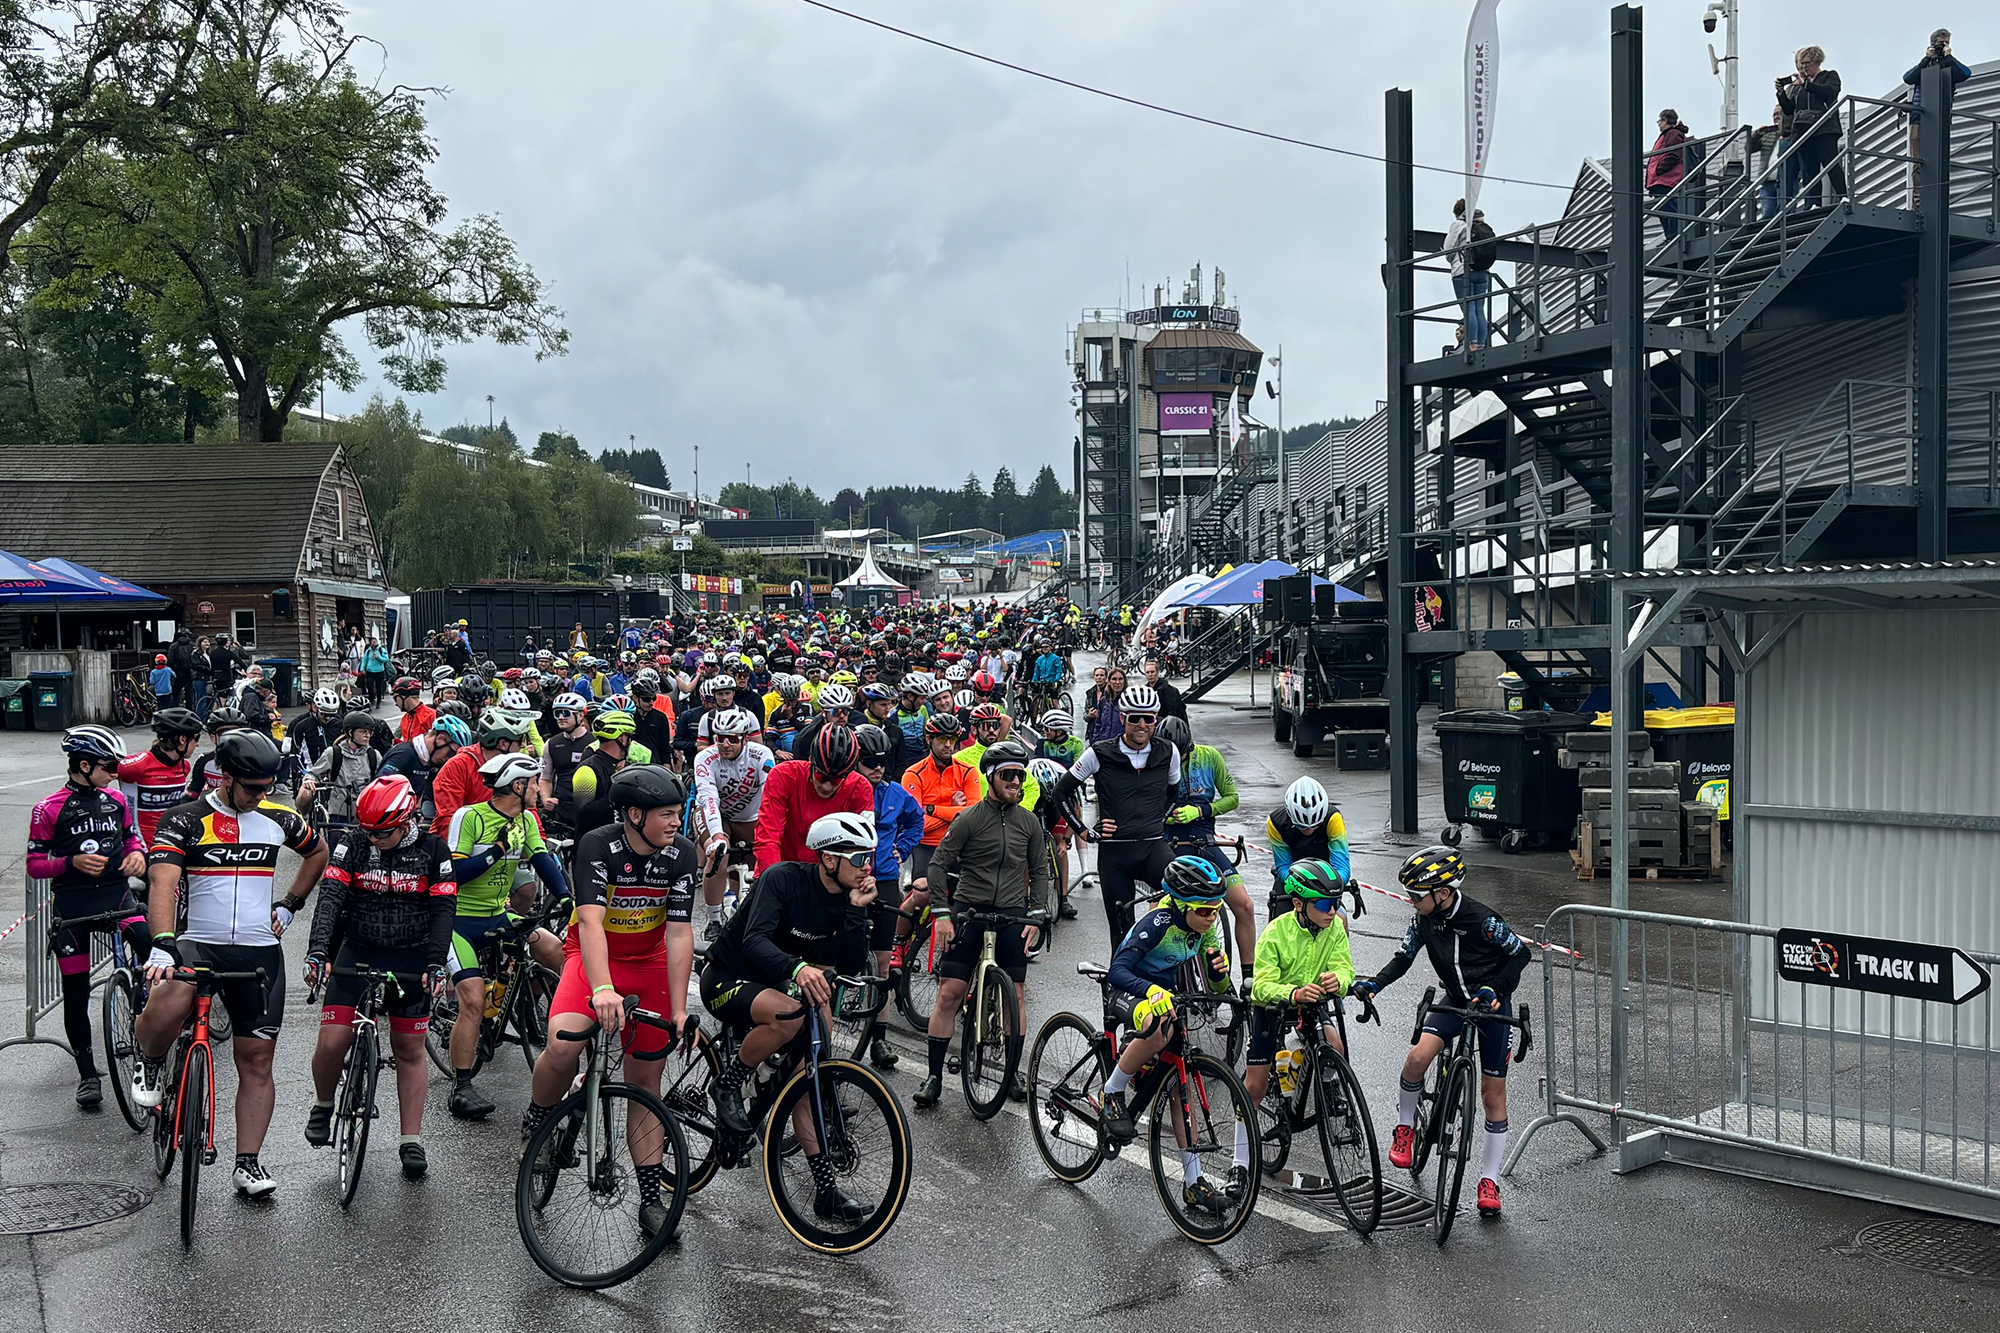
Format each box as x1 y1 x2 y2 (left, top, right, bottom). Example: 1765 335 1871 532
0 549 168 646
1170 559 1364 610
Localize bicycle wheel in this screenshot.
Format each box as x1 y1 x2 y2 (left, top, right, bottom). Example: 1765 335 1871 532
1257 1086 1294 1176
516 1083 688 1289
335 1026 378 1209
1148 1050 1259 1245
958 964 1020 1121
179 1043 210 1248
423 988 459 1077
513 963 559 1068
1025 1013 1108 1183
102 971 145 1133
112 688 139 728
895 920 942 1033
764 1060 911 1254
828 970 882 1064
1312 1050 1382 1235
658 1025 724 1194
1432 1060 1476 1246
1409 1055 1445 1178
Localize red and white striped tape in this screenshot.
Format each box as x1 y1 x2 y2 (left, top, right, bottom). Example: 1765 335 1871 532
0 897 48 944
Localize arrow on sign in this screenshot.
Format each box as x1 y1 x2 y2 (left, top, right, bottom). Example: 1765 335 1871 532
1952 950 1991 1005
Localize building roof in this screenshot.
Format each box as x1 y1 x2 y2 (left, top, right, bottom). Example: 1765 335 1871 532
1145 328 1263 354
0 442 347 583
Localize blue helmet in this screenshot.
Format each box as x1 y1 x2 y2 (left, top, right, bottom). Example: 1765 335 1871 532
1162 854 1226 909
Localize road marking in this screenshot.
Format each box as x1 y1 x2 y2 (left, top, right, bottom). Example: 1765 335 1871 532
0 771 64 791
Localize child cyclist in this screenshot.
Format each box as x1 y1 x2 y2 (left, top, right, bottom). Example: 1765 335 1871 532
1351 845 1532 1219
1244 860 1355 1120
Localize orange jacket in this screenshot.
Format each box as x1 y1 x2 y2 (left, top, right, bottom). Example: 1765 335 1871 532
429 744 488 838
901 752 982 847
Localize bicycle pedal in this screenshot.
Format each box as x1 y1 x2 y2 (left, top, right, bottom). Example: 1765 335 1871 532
202 1147 217 1165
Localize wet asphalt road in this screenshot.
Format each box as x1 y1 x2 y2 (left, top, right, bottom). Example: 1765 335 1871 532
0 664 1992 1332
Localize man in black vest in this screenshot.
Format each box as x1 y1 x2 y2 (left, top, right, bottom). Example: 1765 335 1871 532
1053 684 1182 951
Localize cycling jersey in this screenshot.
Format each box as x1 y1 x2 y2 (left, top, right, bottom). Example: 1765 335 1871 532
1366 891 1531 1005
704 859 869 991
1034 735 1083 766
1266 806 1351 886
1169 744 1239 847
1249 910 1355 1007
751 761 873 873
148 793 323 946
117 747 192 845
185 751 227 797
888 706 928 756
900 752 981 847
1107 903 1229 999
445 802 548 916
692 739 776 832
27 781 142 896
1060 737 1181 841
309 826 456 960
540 729 593 820
568 825 698 962
397 702 436 744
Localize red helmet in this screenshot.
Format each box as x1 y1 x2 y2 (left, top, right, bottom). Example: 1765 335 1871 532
810 723 861 780
970 671 996 694
970 702 1005 723
355 774 419 833
500 667 524 682
154 653 168 665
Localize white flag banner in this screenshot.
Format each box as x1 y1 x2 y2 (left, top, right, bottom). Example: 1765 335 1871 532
1464 0 1501 215
1227 392 1241 448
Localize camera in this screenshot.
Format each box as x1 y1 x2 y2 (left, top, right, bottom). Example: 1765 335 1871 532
1703 13 1717 33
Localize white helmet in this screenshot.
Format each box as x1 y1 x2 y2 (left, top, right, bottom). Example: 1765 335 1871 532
1038 709 1073 734
430 665 455 684
711 672 738 692
499 688 531 713
520 667 543 685
945 663 970 683
311 687 340 712
953 688 978 710
479 752 541 795
552 692 588 714
806 810 877 856
1120 684 1161 715
711 707 758 737
1285 776 1330 829
817 683 854 710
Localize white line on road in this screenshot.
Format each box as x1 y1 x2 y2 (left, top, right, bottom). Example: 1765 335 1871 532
0 771 63 791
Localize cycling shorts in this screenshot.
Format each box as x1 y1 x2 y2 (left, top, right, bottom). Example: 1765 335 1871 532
177 940 286 1041
550 955 676 1057
867 899 903 951
698 963 769 1032
319 943 431 1037
1422 995 1516 1079
449 911 520 984
937 914 1030 984
1246 1008 1286 1066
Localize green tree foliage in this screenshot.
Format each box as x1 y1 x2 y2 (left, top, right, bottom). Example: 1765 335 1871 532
989 466 1020 535
713 468 1077 542
598 443 667 489
532 429 583 462
1283 416 1362 453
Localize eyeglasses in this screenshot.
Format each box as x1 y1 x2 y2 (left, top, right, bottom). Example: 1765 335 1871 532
1125 713 1157 725
992 768 1026 783
829 851 871 870
1406 886 1441 904
1183 904 1221 917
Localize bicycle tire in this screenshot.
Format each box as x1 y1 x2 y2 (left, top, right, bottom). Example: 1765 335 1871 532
152 1040 180 1180
513 963 559 1068
179 1043 209 1248
958 964 1019 1120
1148 1050 1260 1245
1025 1012 1108 1182
1433 1060 1475 1246
1312 1049 1383 1235
336 1026 378 1209
423 989 459 1077
102 971 145 1133
1257 1087 1294 1175
658 1025 724 1194
112 690 139 729
764 1060 911 1255
1409 1054 1445 1178
829 968 883 1065
516 1083 688 1289
895 921 942 1033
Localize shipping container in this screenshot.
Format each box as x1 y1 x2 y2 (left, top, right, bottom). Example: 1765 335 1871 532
409 585 621 657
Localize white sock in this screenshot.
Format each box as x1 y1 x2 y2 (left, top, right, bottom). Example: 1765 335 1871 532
1398 1077 1423 1127
1482 1118 1509 1181
1182 1150 1203 1183
1104 1066 1131 1095
1232 1120 1250 1169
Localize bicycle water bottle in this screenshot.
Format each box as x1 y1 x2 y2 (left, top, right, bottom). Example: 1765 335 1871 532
1275 1031 1305 1094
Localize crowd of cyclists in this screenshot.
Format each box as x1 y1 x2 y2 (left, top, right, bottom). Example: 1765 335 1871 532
23 590 1535 1251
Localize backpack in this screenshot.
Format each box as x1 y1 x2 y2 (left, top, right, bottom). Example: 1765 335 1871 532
1467 218 1498 272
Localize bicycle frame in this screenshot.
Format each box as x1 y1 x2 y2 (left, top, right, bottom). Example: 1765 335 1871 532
165 968 265 1159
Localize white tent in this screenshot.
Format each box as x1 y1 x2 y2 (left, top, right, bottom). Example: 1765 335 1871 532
836 544 906 589
1135 572 1212 640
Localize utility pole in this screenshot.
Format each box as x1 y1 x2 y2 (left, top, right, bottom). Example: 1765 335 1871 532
1273 348 1286 560
486 394 494 433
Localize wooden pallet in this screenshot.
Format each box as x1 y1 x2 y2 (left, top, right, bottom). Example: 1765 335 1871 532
1574 819 1724 882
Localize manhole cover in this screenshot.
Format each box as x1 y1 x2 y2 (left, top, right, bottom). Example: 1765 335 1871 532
0 1182 151 1235
1275 1172 1434 1229
1856 1218 2000 1284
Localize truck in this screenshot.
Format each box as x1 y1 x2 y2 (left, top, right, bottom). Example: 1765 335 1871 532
1269 606 1390 757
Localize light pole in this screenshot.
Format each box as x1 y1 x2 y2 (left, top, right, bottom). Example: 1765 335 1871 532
486 394 494 433
1703 1 1739 137
1268 350 1285 560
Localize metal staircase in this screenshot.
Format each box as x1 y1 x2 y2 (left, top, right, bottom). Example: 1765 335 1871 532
1178 612 1258 705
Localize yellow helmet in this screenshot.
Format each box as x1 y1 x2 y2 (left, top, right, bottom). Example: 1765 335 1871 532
593 709 636 740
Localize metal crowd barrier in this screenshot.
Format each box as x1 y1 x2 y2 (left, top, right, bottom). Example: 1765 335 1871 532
1506 904 1999 1223
0 877 112 1060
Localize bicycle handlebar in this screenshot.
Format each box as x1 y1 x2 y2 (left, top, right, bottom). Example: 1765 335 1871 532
554 992 677 1044
1411 985 1534 1064
50 905 148 931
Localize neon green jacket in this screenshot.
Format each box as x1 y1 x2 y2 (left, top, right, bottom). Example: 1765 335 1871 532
1249 909 1355 1008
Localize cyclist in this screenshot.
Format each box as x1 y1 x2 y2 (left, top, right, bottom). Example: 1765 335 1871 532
1351 846 1532 1220
910 741 1049 1110
119 707 204 847
751 724 873 874
1266 776 1350 917
377 713 468 825
857 683 909 779
183 707 249 796
429 708 533 837
1027 756 1083 920
288 688 346 775
392 677 435 743
889 675 930 767
700 810 879 1223
1098 855 1233 1212
788 682 853 762
1156 716 1256 993
302 775 456 1178
29 726 151 1108
136 729 328 1197
1051 684 1180 952
538 692 593 825
521 765 698 1238
900 712 980 888
855 723 924 1069
442 752 569 1120
570 709 643 833
691 707 775 933
630 669 675 762
308 711 384 831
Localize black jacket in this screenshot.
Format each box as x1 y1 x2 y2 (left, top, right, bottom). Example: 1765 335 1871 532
1778 70 1842 137
1367 891 1533 1004
704 859 868 990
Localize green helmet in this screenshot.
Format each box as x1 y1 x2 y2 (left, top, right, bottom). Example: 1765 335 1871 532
1284 859 1347 904
478 707 531 744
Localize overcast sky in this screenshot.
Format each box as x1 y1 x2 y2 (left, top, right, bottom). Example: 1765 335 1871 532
336 1 1995 493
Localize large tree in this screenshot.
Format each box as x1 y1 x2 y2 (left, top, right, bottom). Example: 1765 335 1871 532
48 0 564 441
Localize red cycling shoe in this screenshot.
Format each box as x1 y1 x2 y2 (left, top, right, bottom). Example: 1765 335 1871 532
1389 1123 1415 1169
1477 1177 1502 1217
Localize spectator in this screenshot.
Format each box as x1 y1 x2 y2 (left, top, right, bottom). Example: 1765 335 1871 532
1143 657 1186 722
1443 199 1494 353
1905 29 1972 206
166 631 196 709
189 634 216 719
148 653 175 704
1749 105 1785 219
1086 666 1127 744
1777 46 1841 209
1646 109 1691 241
361 635 390 706
442 627 474 673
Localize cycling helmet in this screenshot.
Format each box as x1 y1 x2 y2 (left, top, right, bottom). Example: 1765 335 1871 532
499 687 532 713
817 683 854 711
311 687 341 713
430 666 454 685
968 701 1004 724
777 675 804 703
923 712 963 739
806 810 877 855
61 724 125 761
1284 859 1348 904
500 667 524 683
953 689 978 711
710 708 758 738
391 676 421 697
151 706 203 738
944 663 969 684
215 729 282 781
609 764 686 813
711 673 738 693
830 670 858 687
1155 715 1192 758
1027 757 1065 790
1120 684 1161 715
860 682 894 703
603 693 635 715
340 710 375 735
810 724 861 780
521 667 543 686
630 670 659 698
970 670 996 694
898 673 926 693
478 752 541 794
436 700 473 721
430 714 472 748
1162 853 1228 909
698 675 722 700
479 708 531 743
1038 709 1073 734
1398 846 1466 894
1284 776 1330 829
205 706 247 734
355 775 419 832
854 723 892 762
701 651 719 665
978 739 1032 775
592 709 637 740
552 691 588 715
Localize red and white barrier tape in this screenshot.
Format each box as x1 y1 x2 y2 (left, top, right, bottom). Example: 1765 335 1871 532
0 897 48 944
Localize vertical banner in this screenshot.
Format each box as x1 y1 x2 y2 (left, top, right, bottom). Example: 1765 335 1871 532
1464 0 1501 215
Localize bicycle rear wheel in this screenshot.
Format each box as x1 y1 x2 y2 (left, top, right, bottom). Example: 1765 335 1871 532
335 1026 378 1209
895 920 942 1033
658 1026 724 1194
152 1043 181 1180
513 963 559 1068
1257 1086 1294 1176
1025 1013 1108 1182
112 688 139 728
764 1060 911 1254
179 1044 210 1248
958 964 1020 1121
829 968 883 1064
1148 1050 1259 1245
517 1083 688 1288
102 971 145 1133
423 989 459 1077
1409 1054 1446 1178
1312 1050 1382 1235
1432 1060 1476 1246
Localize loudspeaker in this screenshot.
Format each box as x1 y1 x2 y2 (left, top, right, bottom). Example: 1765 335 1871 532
1259 581 1284 623
272 586 293 619
1279 575 1313 624
1313 584 1339 620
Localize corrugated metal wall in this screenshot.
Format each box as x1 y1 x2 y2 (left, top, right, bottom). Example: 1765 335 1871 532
1738 313 1915 489
1948 271 2000 486
1742 607 2000 1042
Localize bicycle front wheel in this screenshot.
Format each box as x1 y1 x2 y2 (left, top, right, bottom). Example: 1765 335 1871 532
111 689 139 728
958 964 1020 1121
658 1025 724 1194
1148 1050 1259 1245
179 1043 210 1248
152 1045 180 1180
895 920 942 1033
335 1026 379 1209
1312 1050 1382 1235
516 1083 689 1289
1025 1013 1108 1182
1257 1085 1295 1176
1432 1060 1476 1246
765 1060 911 1254
102 971 145 1133
423 989 459 1077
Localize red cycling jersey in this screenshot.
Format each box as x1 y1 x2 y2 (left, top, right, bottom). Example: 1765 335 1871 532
118 747 193 845
751 760 873 874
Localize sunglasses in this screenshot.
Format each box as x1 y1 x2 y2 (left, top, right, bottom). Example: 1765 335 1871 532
1183 903 1221 917
829 851 872 870
234 779 274 795
1125 713 1157 725
1406 886 1442 903
992 768 1026 783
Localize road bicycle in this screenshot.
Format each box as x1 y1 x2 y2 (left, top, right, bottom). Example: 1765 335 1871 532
52 903 150 1132
516 994 690 1289
948 904 1044 1119
661 968 912 1254
424 897 565 1078
310 964 425 1209
149 965 266 1248
1025 966 1261 1245
1135 835 1250 1069
892 896 943 1033
1405 986 1532 1246
1253 990 1384 1234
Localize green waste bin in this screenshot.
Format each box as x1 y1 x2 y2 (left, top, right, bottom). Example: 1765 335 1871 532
28 670 73 730
0 679 29 730
256 658 301 709
1434 709 1588 851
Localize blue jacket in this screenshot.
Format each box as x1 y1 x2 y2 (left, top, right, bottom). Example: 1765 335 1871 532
872 778 926 880
569 673 594 701
605 671 628 697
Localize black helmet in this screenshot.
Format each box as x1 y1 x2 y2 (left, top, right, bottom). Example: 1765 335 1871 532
436 699 473 721
810 724 861 780
1154 715 1192 757
1398 845 1466 893
152 706 203 738
854 723 891 762
340 710 374 735
978 739 1033 775
205 706 247 735
216 730 282 781
609 764 686 813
